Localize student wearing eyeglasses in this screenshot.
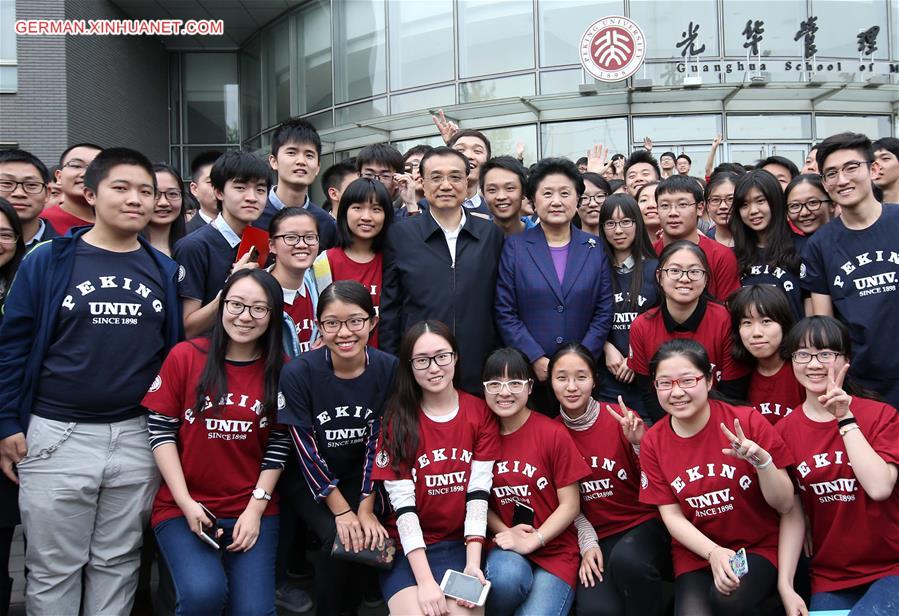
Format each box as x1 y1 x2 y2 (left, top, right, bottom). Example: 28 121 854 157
783 174 832 255
278 280 398 616
775 316 899 616
267 207 321 355
800 132 899 409
314 178 395 348
373 321 500 616
144 269 289 616
652 175 740 302
595 194 659 421
143 163 187 258
0 149 60 247
480 348 590 616
639 339 794 616
628 241 750 422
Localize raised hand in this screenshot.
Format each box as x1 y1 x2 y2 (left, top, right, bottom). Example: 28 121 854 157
720 418 771 468
431 109 459 144
515 141 525 161
586 144 610 174
817 363 852 419
643 136 653 151
711 134 723 149
606 396 645 446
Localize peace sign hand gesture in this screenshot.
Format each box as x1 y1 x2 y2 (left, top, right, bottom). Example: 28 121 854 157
431 109 459 144
720 418 771 469
606 396 645 446
818 363 852 419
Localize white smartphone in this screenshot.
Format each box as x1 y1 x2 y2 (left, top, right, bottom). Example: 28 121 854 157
440 570 490 607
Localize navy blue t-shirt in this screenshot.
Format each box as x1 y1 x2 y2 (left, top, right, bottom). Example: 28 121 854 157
33 239 167 422
608 258 659 356
173 222 236 305
278 347 398 486
740 252 804 321
800 204 899 407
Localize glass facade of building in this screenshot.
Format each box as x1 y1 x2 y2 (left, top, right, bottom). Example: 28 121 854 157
169 0 899 197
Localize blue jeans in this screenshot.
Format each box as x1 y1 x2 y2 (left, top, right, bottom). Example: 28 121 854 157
810 576 899 616
485 548 574 616
155 515 279 616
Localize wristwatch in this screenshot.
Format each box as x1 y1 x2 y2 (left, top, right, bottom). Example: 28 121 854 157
252 488 272 501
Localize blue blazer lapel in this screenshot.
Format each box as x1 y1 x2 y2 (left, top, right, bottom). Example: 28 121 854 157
561 228 593 299
526 227 564 303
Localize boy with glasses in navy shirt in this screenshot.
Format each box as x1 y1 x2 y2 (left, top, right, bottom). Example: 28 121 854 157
174 151 271 338
0 148 181 615
801 131 899 408
0 149 59 247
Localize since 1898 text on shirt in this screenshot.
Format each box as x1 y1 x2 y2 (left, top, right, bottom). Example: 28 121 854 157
371 391 501 545
33 239 166 422
639 401 794 575
142 340 280 527
491 412 590 587
800 205 899 407
561 405 658 539
776 397 899 593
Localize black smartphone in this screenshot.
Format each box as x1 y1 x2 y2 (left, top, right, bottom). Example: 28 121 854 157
197 503 220 549
512 501 535 527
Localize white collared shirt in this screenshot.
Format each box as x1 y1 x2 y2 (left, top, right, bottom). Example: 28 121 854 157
462 193 483 211
197 209 214 224
25 219 47 247
281 283 309 305
212 215 241 248
269 186 311 211
434 210 467 267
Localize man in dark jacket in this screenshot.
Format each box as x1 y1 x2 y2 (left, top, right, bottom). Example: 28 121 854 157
0 148 182 615
380 146 503 393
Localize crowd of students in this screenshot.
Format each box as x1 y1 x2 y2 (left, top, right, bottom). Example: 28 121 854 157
0 115 896 616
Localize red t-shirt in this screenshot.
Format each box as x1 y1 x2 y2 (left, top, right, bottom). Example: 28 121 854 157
653 234 740 301
142 340 280 527
639 400 794 576
491 412 590 587
284 288 315 353
776 398 899 593
748 362 805 425
628 301 749 384
41 204 90 235
560 406 658 539
372 391 501 546
322 248 383 348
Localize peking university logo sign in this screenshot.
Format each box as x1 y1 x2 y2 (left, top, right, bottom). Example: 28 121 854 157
580 16 646 82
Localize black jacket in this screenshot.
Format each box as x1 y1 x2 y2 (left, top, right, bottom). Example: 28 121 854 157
380 209 504 393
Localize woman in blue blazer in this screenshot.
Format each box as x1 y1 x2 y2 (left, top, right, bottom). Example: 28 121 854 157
495 157 614 415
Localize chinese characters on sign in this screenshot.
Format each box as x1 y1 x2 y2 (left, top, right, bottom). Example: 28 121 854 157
666 17 894 80
676 22 706 57
794 16 819 59
857 26 879 55
742 19 765 56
